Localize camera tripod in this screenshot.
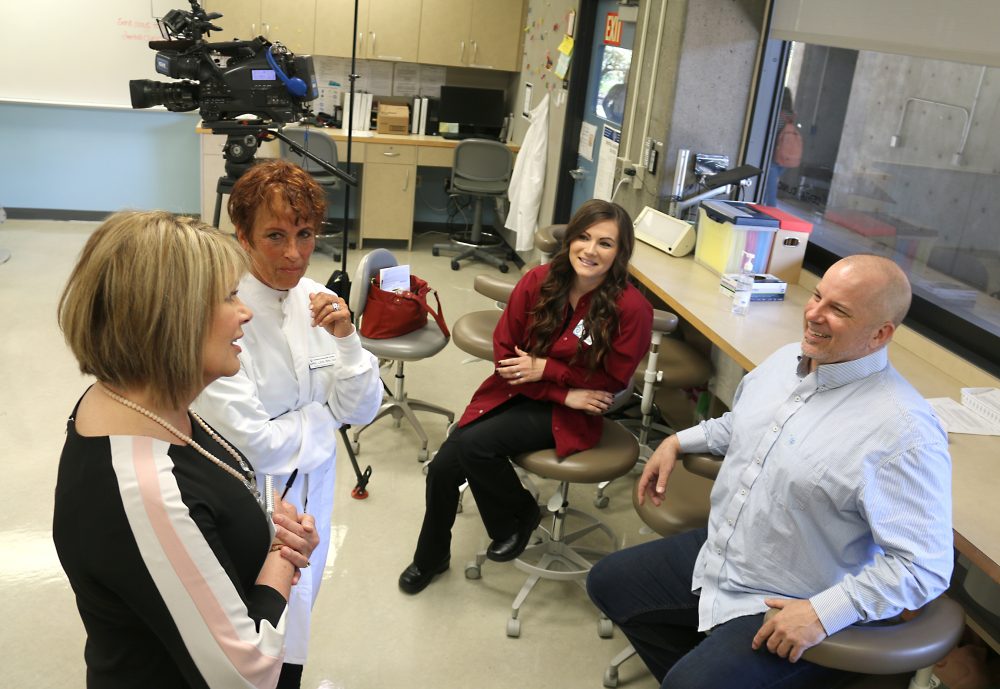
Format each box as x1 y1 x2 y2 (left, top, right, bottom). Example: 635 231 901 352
208 119 357 227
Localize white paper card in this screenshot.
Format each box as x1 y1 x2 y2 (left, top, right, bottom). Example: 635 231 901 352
926 397 1000 436
578 121 597 161
379 264 411 293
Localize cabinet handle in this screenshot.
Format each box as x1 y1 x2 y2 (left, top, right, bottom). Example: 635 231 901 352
370 32 376 56
263 23 270 38
251 22 257 36
358 31 364 54
472 40 478 62
382 151 400 157
403 170 409 191
459 40 465 62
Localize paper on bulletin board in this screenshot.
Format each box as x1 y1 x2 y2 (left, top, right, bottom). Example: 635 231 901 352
418 65 446 98
594 125 621 200
554 52 572 80
365 61 394 96
578 121 597 161
558 35 575 55
393 63 420 97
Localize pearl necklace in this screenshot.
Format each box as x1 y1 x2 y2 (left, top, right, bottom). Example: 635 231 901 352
100 384 260 501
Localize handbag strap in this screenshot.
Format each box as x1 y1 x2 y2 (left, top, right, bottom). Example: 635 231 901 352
422 288 450 339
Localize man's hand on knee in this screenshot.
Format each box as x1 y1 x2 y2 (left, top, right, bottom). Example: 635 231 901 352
751 598 827 663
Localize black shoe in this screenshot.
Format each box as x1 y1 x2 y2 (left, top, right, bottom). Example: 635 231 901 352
486 505 542 563
398 558 450 595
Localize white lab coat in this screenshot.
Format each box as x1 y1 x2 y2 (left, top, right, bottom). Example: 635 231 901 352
193 274 382 664
505 93 550 251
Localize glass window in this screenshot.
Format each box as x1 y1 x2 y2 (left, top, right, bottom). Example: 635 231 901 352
761 42 1000 372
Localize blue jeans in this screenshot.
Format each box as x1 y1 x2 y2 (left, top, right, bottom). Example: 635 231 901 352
587 529 855 689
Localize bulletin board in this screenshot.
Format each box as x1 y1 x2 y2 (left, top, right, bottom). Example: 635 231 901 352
0 0 183 108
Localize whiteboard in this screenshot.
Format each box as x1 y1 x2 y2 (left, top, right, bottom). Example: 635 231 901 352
0 0 190 108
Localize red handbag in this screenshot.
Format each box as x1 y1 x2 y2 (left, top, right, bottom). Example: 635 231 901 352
359 274 450 339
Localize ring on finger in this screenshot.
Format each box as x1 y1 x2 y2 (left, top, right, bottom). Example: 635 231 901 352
331 303 341 311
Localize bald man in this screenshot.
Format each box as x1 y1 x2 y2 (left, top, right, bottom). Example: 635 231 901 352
587 255 953 689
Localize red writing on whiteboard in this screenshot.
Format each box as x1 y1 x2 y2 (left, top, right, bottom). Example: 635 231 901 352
117 17 155 30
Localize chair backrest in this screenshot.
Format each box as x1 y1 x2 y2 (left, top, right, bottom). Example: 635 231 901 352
279 128 339 176
450 139 514 196
349 248 398 318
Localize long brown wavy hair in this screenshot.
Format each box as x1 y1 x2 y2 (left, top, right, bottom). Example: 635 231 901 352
524 199 636 371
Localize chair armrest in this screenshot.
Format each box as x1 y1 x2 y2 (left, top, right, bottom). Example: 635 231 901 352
762 597 964 675
474 273 517 304
681 453 721 480
653 309 679 335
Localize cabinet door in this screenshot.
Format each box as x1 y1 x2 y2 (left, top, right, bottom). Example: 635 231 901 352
366 0 421 62
261 0 316 55
206 0 262 41
417 0 472 68
315 0 370 58
360 163 415 246
469 0 524 71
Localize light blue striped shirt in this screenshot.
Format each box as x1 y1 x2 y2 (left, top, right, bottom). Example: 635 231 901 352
676 343 953 635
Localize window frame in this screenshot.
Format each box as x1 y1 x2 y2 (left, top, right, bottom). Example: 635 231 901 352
747 36 1000 378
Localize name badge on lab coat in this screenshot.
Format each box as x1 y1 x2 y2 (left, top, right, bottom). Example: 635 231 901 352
308 354 336 370
572 319 593 346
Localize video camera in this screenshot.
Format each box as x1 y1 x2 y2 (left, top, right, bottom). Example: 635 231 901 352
129 0 318 127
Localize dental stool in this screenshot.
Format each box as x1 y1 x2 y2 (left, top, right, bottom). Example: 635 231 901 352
450 273 518 362
602 454 718 688
465 418 640 638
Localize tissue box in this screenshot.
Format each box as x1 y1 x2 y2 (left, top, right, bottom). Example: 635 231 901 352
376 104 409 134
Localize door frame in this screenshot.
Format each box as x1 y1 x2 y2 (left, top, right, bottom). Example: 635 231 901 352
552 0 599 223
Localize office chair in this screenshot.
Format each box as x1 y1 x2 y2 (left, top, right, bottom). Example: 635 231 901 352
603 455 717 688
465 416 640 638
349 249 454 462
432 139 514 273
280 127 344 260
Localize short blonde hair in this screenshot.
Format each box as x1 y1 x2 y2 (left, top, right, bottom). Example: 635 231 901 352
58 210 247 408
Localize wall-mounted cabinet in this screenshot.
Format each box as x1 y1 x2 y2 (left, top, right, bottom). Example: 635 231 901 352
206 0 317 56
417 0 524 71
315 0 421 62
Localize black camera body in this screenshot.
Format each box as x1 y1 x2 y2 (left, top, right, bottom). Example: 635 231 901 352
130 1 317 127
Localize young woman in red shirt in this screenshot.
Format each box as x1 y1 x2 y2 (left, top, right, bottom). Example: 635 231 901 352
400 199 653 594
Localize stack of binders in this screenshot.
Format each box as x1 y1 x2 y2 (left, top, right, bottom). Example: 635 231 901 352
719 273 787 301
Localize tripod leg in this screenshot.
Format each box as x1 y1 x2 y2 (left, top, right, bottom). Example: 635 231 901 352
340 425 372 499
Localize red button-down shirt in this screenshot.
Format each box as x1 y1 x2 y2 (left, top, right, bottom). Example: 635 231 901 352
458 264 653 456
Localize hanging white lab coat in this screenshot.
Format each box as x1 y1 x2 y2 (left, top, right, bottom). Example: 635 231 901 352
193 274 382 664
505 93 550 251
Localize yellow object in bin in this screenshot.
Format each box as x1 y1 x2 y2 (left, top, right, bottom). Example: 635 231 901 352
694 206 776 276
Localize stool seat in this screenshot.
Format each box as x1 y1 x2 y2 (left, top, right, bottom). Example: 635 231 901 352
633 338 714 391
632 462 715 535
516 419 639 483
452 310 501 362
789 597 965 675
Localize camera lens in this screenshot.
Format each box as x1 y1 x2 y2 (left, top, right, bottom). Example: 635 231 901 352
129 80 199 112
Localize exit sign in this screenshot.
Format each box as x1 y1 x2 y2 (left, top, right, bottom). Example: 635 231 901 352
604 12 622 46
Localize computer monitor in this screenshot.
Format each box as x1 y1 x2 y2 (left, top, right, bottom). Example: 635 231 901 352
438 86 505 139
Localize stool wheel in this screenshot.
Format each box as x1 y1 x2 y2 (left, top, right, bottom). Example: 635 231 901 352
598 617 614 638
594 495 610 509
451 260 461 271
506 617 521 638
432 247 440 257
417 448 429 462
350 438 360 455
464 562 481 579
603 667 620 688
499 263 509 274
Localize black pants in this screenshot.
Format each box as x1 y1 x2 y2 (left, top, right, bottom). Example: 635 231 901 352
412 397 555 570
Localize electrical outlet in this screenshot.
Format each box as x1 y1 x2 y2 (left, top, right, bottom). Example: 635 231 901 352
632 167 644 189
